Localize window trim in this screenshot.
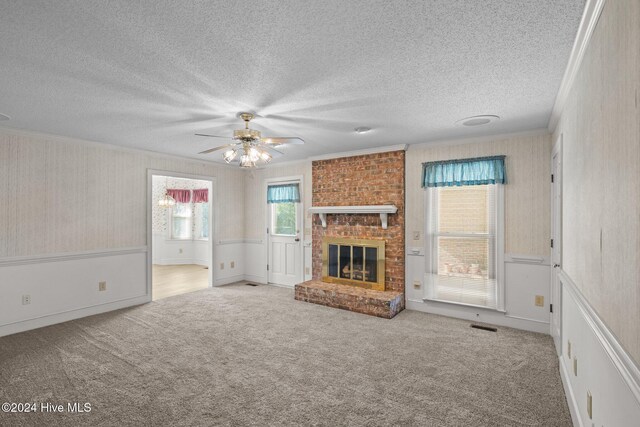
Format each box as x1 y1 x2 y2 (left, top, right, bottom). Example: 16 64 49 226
424 184 505 312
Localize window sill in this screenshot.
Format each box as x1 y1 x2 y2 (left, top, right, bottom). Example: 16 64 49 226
423 297 506 313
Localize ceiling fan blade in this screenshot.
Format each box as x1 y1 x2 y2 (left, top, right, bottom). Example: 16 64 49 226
198 144 236 155
259 145 285 157
195 133 234 139
261 137 305 146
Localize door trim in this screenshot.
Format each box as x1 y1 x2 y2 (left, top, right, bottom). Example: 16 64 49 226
147 170 217 299
550 134 563 351
265 175 304 287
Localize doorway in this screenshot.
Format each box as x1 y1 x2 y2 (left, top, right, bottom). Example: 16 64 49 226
550 135 562 352
148 172 214 300
266 177 303 287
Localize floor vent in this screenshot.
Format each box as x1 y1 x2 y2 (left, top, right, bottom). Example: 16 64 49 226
471 324 497 332
245 283 259 287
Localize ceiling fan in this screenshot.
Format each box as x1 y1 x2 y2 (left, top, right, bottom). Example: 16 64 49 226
196 112 304 168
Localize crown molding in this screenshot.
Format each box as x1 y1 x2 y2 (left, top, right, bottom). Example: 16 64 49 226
0 125 239 170
308 144 408 162
547 0 606 132
408 128 550 151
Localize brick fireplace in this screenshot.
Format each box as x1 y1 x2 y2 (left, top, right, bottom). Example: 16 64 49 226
294 150 405 318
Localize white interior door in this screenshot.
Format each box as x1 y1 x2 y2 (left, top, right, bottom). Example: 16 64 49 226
550 141 562 352
268 197 302 287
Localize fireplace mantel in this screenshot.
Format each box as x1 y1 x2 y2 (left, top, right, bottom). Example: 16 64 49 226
308 205 398 229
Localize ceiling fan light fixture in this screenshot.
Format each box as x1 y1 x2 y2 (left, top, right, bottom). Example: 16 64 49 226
223 148 237 163
248 146 260 162
239 154 255 168
196 111 304 168
260 151 272 163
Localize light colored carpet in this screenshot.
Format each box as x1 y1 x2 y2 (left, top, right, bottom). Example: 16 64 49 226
0 283 571 426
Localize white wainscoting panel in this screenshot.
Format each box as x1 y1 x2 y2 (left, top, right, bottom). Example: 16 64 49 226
0 248 149 337
505 255 551 324
559 270 640 426
406 251 550 333
213 240 245 286
152 234 209 266
244 240 267 284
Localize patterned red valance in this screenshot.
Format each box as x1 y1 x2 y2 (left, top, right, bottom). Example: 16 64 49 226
193 189 208 203
166 189 191 203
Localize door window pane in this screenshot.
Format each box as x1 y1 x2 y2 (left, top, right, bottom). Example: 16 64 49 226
271 202 297 236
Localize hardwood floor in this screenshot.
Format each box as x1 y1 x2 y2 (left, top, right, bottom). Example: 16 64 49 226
152 264 209 301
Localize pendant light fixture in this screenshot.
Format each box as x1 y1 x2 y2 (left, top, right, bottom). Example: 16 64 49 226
158 177 176 208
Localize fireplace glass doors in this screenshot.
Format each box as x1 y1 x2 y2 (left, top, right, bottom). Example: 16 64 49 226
322 237 385 291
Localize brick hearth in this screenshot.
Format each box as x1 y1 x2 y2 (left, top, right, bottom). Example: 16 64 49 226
296 150 405 318
294 281 404 319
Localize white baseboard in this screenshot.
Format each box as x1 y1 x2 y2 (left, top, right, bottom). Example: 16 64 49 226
244 275 268 285
266 282 295 289
153 258 207 266
0 295 150 338
213 274 245 286
406 299 550 334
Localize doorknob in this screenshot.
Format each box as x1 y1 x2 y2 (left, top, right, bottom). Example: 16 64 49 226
295 238 300 242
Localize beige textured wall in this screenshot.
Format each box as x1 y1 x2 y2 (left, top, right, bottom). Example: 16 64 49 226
406 133 551 256
553 0 640 363
0 130 245 257
243 160 312 240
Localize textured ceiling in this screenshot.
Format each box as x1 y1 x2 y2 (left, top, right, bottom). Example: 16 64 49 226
0 1 585 164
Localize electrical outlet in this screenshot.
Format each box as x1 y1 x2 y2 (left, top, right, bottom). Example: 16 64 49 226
99 281 107 292
22 295 31 305
535 295 544 306
413 280 421 289
305 267 310 275
413 231 420 240
179 248 183 254
573 357 578 376
220 263 224 270
568 340 572 358
230 261 235 269
587 391 592 419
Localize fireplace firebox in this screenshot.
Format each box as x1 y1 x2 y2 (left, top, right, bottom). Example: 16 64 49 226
322 237 385 291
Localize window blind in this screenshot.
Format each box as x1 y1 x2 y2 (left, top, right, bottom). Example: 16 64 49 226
425 185 502 310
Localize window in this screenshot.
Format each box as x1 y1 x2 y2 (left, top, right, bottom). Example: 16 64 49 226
271 202 297 236
426 184 504 310
194 202 209 240
171 203 192 240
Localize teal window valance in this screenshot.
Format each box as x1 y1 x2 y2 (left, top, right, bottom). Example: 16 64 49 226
421 155 506 188
267 183 301 204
